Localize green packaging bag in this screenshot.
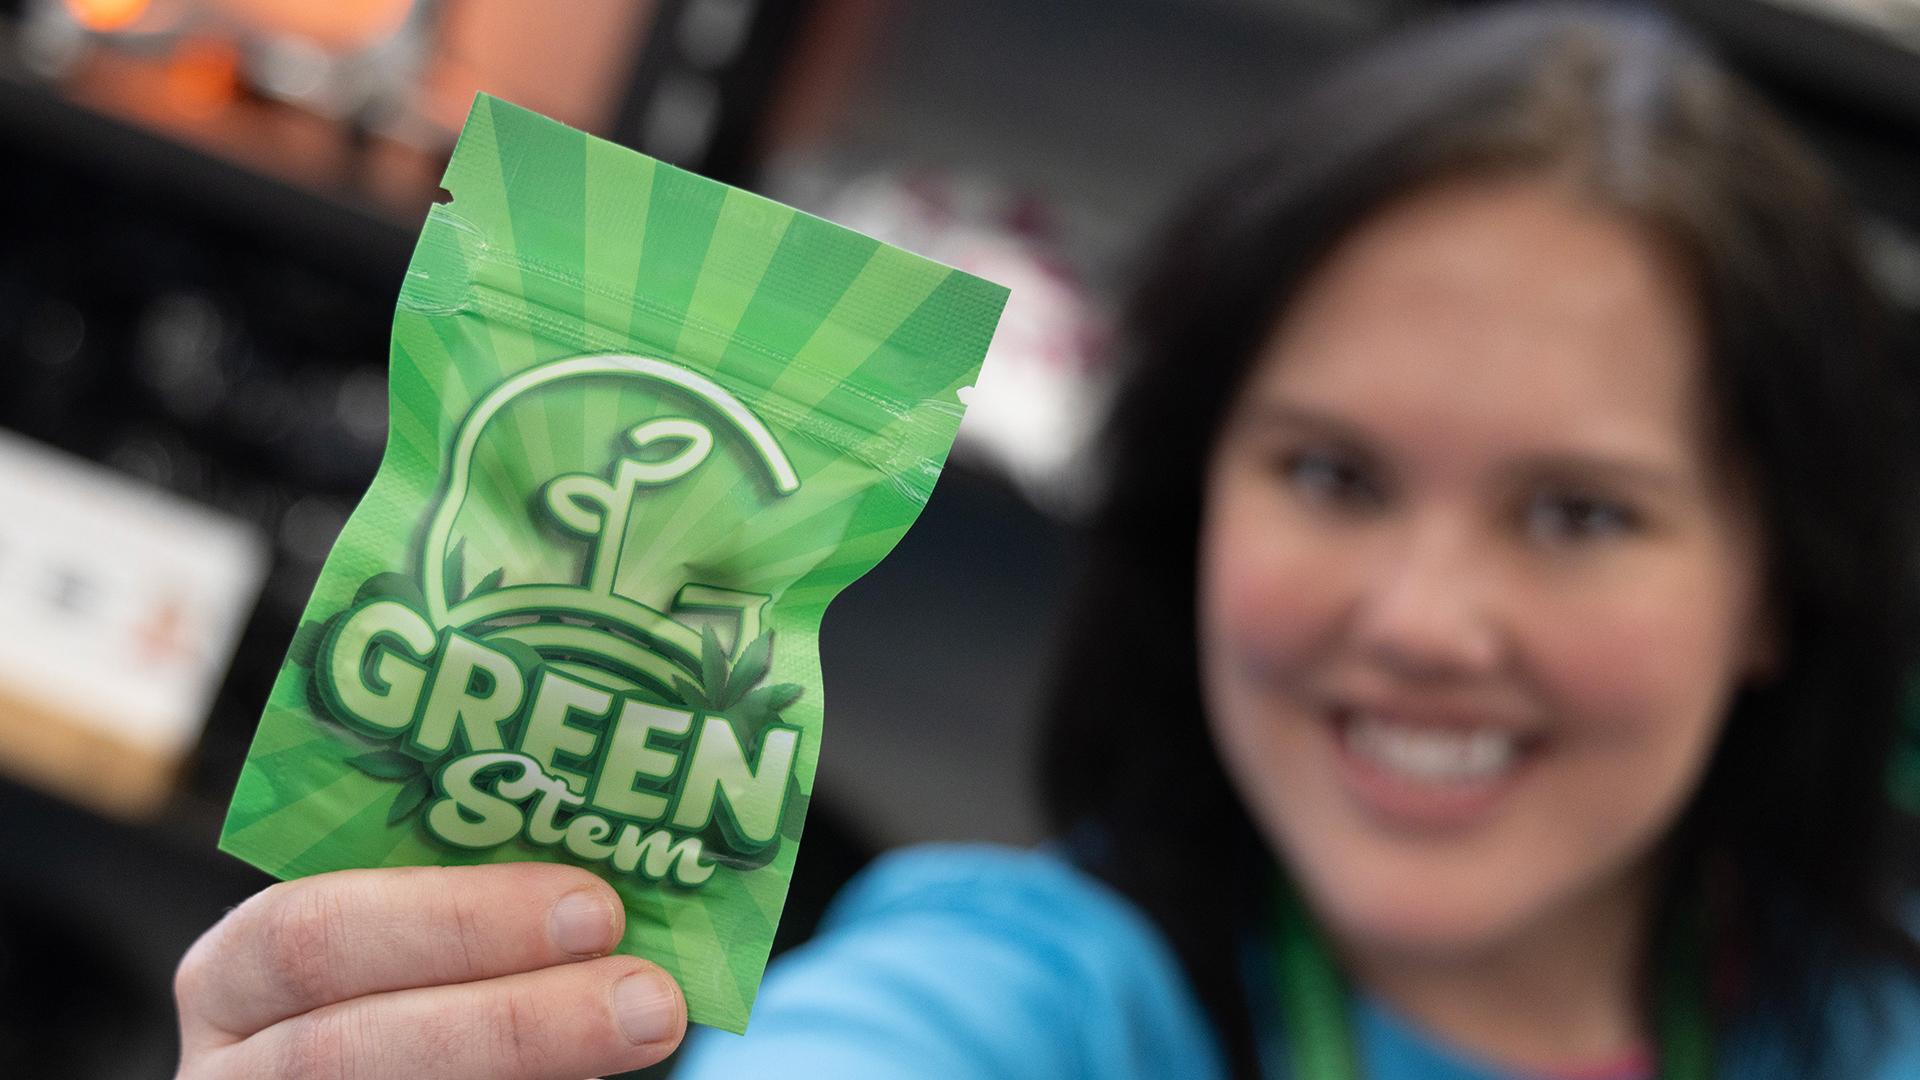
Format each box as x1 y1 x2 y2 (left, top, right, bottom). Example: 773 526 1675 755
219 93 1007 1033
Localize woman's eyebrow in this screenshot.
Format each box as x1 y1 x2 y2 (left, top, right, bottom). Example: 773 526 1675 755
1237 399 1692 493
1500 451 1692 496
1230 400 1368 441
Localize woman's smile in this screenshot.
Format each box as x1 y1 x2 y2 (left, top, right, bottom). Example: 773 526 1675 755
1326 702 1547 830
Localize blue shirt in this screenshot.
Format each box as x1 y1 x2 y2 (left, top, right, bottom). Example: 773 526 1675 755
674 844 1920 1079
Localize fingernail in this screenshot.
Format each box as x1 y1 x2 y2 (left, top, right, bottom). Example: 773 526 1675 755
549 890 618 956
612 971 680 1045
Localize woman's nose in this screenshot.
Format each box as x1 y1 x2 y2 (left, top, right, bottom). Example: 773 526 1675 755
1348 513 1504 681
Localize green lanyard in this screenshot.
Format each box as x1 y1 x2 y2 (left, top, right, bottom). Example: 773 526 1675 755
1270 884 1714 1079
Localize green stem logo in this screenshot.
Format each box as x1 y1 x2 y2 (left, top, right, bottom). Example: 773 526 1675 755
289 355 808 888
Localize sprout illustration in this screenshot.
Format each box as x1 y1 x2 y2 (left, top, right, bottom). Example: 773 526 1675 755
413 355 801 693
543 417 715 596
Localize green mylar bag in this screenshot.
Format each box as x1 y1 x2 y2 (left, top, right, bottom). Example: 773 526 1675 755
219 93 1006 1033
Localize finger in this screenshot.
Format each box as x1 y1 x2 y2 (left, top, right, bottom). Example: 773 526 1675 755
205 955 684 1080
177 862 624 1049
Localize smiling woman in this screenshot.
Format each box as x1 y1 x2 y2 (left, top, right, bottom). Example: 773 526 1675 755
673 3 1920 1076
1020 4 1920 1077
1198 175 1776 1067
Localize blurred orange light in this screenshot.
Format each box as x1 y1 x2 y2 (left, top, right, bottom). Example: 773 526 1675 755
164 38 241 119
64 0 152 32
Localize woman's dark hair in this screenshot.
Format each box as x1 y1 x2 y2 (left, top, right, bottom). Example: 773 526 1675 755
1039 3 1920 1076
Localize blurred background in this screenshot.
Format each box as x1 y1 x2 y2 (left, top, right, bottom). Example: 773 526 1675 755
0 0 1914 1075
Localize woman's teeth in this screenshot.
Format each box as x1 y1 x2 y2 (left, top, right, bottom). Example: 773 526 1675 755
1344 712 1519 783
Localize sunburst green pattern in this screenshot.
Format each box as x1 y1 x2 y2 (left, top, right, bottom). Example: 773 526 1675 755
218 93 1006 1034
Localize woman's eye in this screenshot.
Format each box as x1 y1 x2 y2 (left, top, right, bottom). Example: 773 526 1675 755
1525 492 1638 543
1278 448 1378 507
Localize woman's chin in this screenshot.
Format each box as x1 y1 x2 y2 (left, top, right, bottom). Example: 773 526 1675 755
1293 855 1544 964
1331 905 1521 965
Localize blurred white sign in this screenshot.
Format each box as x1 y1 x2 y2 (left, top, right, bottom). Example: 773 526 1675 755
0 428 268 816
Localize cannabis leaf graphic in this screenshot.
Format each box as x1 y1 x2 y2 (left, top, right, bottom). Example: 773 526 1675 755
443 538 466 606
386 775 435 825
671 627 803 739
345 750 421 780
441 538 507 604
357 571 427 610
468 566 506 599
345 749 444 825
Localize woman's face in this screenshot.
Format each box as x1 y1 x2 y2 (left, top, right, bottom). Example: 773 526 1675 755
1198 176 1773 961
